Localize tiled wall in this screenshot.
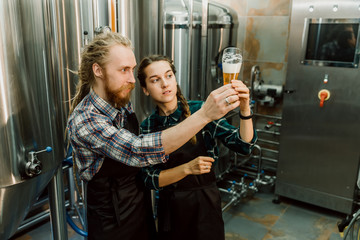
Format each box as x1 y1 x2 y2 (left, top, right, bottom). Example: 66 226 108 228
212 0 291 89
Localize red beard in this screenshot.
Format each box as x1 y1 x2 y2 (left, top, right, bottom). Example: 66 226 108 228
105 80 135 108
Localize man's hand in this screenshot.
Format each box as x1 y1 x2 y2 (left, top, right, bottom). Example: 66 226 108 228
199 84 240 122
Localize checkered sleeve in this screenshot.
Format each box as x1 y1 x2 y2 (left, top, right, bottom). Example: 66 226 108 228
208 117 257 155
73 111 167 167
140 166 162 190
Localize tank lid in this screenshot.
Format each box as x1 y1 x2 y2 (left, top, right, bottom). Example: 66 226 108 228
164 0 235 25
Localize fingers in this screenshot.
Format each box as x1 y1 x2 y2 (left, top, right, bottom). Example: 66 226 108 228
231 80 249 94
211 83 234 95
195 156 214 173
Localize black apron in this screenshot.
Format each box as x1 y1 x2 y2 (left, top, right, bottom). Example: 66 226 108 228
157 128 225 240
86 112 156 240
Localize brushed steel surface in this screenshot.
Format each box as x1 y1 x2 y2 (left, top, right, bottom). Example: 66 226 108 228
163 0 238 101
276 0 360 214
118 0 161 122
0 0 81 238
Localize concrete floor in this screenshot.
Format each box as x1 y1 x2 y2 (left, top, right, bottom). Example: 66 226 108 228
10 190 345 240
222 192 344 240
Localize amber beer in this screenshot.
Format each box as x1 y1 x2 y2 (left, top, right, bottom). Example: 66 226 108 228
222 47 242 85
222 63 241 85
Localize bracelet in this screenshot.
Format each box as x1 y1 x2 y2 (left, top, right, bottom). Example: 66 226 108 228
239 110 253 120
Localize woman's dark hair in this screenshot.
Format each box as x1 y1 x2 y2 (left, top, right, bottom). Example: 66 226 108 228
137 55 197 144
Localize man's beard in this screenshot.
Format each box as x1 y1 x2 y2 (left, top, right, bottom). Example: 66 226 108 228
104 78 135 108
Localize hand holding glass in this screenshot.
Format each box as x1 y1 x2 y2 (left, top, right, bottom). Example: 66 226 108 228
222 47 242 85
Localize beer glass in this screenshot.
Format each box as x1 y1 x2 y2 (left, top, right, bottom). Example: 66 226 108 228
222 47 242 85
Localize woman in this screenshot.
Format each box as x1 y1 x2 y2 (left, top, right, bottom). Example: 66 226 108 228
137 55 257 240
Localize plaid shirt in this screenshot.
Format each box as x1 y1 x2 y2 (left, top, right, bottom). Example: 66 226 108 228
140 100 257 190
67 90 167 182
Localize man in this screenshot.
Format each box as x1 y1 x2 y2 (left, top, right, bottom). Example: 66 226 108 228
67 32 242 240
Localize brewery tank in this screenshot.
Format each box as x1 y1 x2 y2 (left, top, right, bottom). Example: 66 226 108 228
0 0 81 239
163 0 238 100
162 0 238 177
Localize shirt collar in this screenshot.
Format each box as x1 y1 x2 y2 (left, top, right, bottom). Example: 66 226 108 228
88 89 133 121
154 102 182 125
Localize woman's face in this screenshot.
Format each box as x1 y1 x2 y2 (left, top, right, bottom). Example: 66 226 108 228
142 60 178 105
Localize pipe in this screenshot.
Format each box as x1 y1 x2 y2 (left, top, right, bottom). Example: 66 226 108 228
252 145 262 177
253 112 282 120
250 65 260 102
159 0 165 54
256 138 280 146
222 197 237 212
259 147 279 154
16 210 51 233
15 200 70 236
110 0 116 32
66 212 88 237
187 0 193 99
255 129 280 136
48 166 68 240
199 0 208 100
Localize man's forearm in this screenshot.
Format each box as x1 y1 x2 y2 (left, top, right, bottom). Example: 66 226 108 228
161 108 210 154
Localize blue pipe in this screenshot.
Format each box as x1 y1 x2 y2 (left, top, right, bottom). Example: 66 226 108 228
64 145 88 237
66 212 88 237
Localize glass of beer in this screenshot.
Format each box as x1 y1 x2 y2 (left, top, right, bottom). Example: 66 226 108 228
222 47 242 85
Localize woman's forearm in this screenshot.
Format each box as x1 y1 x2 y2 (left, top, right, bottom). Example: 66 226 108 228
158 156 214 187
158 165 189 187
239 108 254 143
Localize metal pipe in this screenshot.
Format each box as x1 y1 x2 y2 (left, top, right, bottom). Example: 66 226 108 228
199 0 208 99
81 181 88 236
27 186 70 212
261 156 278 163
68 167 76 209
256 129 280 136
222 198 237 212
16 210 50 233
253 113 282 120
15 200 70 236
187 0 193 98
253 145 262 177
256 138 280 145
92 0 99 30
219 187 230 194
48 166 68 240
250 65 260 101
158 0 165 54
259 148 279 154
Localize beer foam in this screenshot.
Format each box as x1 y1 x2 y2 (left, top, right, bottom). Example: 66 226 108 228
223 62 242 73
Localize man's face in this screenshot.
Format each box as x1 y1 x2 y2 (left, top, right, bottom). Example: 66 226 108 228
103 45 136 107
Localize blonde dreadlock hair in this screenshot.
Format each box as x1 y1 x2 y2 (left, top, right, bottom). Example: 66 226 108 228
137 55 197 145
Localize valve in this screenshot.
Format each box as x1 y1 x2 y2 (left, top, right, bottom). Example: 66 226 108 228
25 146 52 177
318 89 330 107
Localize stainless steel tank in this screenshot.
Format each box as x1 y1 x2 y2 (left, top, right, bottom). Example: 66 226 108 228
275 0 360 214
118 0 162 122
163 0 238 100
0 0 81 239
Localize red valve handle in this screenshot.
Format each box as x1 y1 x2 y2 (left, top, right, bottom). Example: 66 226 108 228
319 91 328 107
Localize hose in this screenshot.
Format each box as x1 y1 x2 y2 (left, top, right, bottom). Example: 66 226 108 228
66 212 88 237
63 145 88 237
344 209 360 239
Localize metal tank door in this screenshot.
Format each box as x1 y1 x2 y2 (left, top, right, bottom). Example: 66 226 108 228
275 0 360 214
